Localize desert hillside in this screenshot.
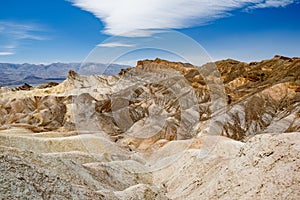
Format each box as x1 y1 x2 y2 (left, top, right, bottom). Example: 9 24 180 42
0 56 299 199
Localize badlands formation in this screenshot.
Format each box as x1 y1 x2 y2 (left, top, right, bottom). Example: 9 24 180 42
0 55 299 199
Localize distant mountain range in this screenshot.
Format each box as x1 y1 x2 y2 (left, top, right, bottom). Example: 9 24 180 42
0 62 132 86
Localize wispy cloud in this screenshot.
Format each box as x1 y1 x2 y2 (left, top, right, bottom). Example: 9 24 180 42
248 0 295 9
3 45 15 49
0 21 48 40
98 42 135 47
68 0 297 36
0 52 15 56
0 21 49 55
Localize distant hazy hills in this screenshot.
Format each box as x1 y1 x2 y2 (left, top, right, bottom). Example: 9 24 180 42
0 62 131 86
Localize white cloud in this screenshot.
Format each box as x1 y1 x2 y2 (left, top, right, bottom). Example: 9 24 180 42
0 21 49 55
98 42 135 47
248 0 295 9
114 59 138 66
0 52 15 56
68 0 297 36
3 45 15 49
0 21 47 40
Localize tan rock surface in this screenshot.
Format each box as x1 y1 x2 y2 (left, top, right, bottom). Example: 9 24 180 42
0 56 299 199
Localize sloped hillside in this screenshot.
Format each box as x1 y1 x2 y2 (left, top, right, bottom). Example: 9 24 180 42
0 56 299 199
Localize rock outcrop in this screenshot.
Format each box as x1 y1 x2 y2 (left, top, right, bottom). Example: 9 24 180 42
0 56 299 199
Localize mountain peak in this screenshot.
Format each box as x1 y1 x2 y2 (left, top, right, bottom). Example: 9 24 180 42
67 70 80 80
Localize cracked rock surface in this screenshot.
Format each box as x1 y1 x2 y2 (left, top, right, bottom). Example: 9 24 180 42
0 56 299 199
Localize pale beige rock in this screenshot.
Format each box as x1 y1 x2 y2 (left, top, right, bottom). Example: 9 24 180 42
154 133 300 200
0 56 300 199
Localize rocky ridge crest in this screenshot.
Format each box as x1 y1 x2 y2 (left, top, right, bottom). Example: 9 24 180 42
0 56 299 199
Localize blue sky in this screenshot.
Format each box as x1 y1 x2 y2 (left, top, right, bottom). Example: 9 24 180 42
0 0 299 64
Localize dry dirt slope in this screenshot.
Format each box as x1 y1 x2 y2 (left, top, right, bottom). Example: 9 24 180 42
0 55 299 199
